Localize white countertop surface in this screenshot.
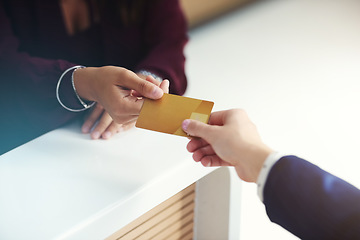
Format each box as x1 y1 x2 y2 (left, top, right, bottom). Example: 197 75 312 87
1 0 360 239
0 124 215 240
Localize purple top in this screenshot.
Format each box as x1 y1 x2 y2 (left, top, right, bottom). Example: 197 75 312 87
0 0 188 154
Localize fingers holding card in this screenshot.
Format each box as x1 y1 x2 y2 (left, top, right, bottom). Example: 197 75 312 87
135 93 214 137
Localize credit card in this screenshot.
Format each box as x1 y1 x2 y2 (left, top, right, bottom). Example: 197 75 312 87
136 93 214 137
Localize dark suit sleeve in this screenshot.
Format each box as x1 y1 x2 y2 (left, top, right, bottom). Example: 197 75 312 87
263 156 360 239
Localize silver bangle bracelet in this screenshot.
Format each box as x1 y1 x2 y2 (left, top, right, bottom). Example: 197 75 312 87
56 65 95 112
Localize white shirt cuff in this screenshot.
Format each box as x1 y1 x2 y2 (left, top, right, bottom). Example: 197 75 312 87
256 152 286 202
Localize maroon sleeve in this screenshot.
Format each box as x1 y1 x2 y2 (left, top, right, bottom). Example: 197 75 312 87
135 0 188 95
0 2 83 154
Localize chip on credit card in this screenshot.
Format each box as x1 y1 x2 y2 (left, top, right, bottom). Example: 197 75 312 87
135 93 214 137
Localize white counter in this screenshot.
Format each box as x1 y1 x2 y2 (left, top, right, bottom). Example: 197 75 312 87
0 122 223 239
1 0 360 239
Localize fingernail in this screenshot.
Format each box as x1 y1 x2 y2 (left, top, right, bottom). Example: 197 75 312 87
92 131 100 139
102 131 112 139
152 87 163 98
82 124 90 133
206 161 211 167
182 119 190 131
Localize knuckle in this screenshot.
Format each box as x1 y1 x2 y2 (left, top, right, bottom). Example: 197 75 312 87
121 69 135 81
232 108 245 115
138 81 150 94
112 112 122 123
119 68 130 79
87 112 99 122
95 104 104 110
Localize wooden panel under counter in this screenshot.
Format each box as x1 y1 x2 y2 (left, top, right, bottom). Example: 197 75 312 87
107 184 196 240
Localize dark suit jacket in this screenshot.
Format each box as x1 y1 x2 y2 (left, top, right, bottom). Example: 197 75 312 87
264 156 360 239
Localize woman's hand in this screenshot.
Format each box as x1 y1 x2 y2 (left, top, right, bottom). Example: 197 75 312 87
75 67 169 139
81 103 120 139
74 66 164 124
182 109 273 183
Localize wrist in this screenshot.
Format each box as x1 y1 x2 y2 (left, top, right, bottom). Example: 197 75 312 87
251 145 273 181
256 151 285 201
235 144 272 183
56 65 95 112
73 67 97 102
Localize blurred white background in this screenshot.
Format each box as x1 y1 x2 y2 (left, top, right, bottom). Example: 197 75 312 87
185 0 360 239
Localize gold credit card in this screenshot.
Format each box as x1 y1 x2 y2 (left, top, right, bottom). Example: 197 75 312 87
136 93 214 137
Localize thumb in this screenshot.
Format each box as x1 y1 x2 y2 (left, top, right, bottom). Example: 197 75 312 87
182 119 214 140
134 78 164 99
